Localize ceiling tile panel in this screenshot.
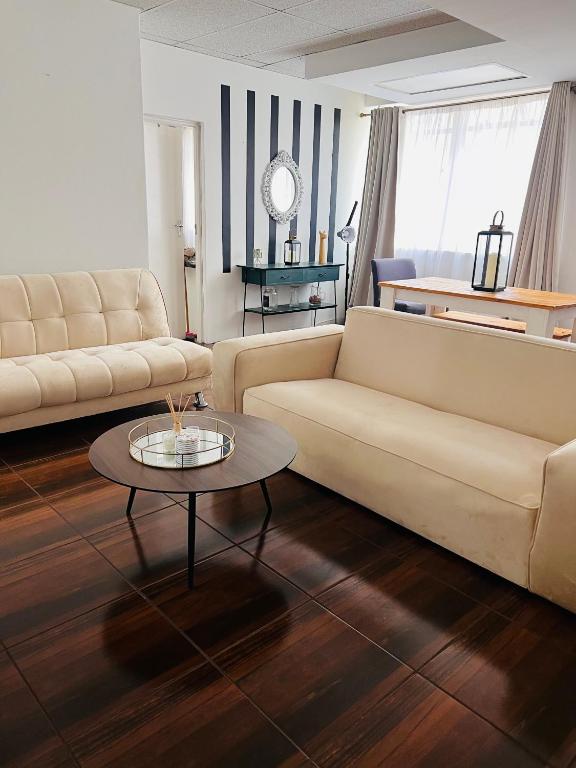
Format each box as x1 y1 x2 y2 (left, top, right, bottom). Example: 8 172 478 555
251 0 312 8
263 57 306 77
140 0 274 42
340 10 453 43
141 32 181 45
177 42 268 66
252 9 451 63
254 32 348 63
287 0 433 31
187 12 338 56
113 0 175 9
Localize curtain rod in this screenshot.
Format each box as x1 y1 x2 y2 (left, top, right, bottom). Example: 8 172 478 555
359 88 551 117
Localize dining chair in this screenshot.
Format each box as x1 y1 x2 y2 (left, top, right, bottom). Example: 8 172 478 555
371 258 426 314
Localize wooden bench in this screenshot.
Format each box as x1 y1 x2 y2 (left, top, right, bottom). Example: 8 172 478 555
432 310 573 340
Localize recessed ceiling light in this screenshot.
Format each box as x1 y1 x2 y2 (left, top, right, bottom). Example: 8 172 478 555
376 64 526 95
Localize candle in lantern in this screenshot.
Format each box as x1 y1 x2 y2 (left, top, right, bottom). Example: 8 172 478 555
484 252 499 290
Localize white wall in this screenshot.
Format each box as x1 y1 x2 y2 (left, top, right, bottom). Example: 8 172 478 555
141 40 368 342
0 0 148 275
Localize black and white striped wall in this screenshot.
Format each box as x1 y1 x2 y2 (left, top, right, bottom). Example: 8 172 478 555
221 85 345 273
141 40 367 341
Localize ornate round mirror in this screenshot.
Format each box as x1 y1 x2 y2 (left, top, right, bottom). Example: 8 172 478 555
262 151 303 224
271 166 296 214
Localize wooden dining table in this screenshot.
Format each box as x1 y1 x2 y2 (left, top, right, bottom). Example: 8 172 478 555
378 276 576 339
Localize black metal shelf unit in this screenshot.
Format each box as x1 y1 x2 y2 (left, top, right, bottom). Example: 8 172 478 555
238 262 343 335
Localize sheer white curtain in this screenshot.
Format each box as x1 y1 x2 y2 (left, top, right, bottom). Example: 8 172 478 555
395 93 548 280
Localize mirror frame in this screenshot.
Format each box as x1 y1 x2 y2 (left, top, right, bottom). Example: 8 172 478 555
262 150 303 224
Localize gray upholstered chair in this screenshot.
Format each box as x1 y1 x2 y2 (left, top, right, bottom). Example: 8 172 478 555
371 258 426 314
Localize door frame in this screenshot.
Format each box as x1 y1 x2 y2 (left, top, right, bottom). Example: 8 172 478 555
143 114 206 343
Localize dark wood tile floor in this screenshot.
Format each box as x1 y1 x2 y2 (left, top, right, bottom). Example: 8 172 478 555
2 402 576 767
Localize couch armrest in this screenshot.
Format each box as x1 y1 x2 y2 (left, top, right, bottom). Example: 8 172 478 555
530 439 576 612
213 325 344 412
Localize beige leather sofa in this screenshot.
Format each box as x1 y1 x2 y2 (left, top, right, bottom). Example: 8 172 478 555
214 306 576 613
0 269 212 432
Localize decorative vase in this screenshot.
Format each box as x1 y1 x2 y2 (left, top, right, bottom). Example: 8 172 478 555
318 230 328 264
309 283 325 306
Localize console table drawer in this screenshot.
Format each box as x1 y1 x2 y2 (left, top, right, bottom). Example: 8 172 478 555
265 269 305 285
303 266 340 283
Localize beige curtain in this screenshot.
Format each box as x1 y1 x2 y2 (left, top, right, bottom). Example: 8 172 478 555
510 82 574 290
349 107 399 307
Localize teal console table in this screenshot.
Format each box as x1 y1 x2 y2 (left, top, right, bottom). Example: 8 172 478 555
238 263 343 335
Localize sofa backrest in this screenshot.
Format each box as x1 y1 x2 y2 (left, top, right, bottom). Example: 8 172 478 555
334 306 576 445
0 269 170 358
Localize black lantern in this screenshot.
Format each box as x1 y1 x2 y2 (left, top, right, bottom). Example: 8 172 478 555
471 211 514 292
284 233 301 265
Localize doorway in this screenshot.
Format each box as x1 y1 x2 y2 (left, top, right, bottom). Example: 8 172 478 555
143 118 204 342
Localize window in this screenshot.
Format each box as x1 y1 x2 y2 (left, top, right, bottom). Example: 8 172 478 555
394 93 548 279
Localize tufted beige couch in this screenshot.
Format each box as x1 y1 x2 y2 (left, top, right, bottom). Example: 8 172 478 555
214 306 576 614
0 268 212 432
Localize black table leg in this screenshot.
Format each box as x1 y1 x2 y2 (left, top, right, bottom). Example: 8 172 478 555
260 274 265 334
334 280 337 323
188 492 196 589
260 479 273 531
125 487 137 518
242 281 247 336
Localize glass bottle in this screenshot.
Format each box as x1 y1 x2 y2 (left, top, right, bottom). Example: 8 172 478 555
289 286 299 307
262 287 273 311
284 233 301 265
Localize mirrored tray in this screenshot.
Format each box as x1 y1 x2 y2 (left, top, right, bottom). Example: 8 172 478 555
128 414 235 469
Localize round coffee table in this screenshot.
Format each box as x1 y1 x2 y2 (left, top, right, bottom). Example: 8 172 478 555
88 411 297 588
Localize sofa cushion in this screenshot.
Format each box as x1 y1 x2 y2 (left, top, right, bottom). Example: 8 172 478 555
243 378 556 585
0 338 212 418
0 270 171 358
244 378 555 510
334 307 576 446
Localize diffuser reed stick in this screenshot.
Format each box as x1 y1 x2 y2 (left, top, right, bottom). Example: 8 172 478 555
165 392 193 434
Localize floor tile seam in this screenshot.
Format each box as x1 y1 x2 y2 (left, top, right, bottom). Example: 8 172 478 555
411 568 521 622
175 488 527 623
0 466 46 511
232 509 354 548
172 500 251 552
83 522 240 592
9 460 104 507
4 526 542 767
0 530 84 572
3 586 140 651
283 496 530 622
3 505 237 584
314 551 517 634
78 541 321 768
4 643 92 767
78 499 185 542
307 560 519 678
409 608 506 675
230 539 414 672
7 444 91 470
2 513 155 649
417 668 550 766
2 448 543 765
